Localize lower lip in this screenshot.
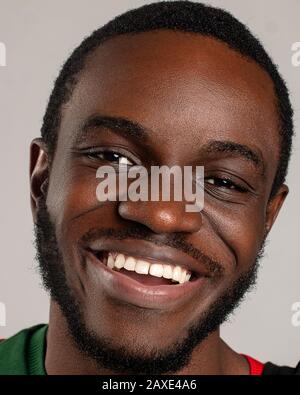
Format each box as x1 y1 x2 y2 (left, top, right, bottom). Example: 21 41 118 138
85 251 208 310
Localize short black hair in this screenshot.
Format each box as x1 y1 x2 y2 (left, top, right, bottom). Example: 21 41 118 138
41 0 294 199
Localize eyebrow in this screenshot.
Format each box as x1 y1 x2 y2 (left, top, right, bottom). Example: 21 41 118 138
75 114 150 145
200 140 265 175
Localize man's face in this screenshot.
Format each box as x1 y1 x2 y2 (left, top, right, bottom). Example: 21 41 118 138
31 31 287 374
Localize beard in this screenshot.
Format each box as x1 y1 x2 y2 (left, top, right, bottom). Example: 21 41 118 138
34 196 266 375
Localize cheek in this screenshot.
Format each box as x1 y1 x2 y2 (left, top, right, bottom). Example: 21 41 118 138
205 200 266 275
230 213 265 272
45 162 98 276
46 159 127 250
47 161 101 226
46 161 122 296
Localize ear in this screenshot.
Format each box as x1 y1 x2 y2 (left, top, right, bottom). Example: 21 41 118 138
265 184 289 235
30 138 49 223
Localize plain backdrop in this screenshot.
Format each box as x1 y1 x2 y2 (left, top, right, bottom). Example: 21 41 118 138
0 0 299 366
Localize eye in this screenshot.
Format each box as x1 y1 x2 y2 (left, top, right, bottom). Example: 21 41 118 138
205 177 247 192
87 150 134 166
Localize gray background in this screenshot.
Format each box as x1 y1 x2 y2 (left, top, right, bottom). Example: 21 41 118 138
0 0 299 366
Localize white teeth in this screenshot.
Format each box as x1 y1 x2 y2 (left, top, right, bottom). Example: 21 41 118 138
106 252 192 284
172 266 182 283
149 263 164 278
107 254 115 269
179 269 187 284
135 259 150 274
163 264 173 279
185 272 191 282
124 256 136 271
114 253 125 269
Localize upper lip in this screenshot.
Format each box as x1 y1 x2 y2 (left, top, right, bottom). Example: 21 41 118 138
84 238 212 278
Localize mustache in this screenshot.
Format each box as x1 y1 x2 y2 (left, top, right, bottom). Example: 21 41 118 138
80 225 224 277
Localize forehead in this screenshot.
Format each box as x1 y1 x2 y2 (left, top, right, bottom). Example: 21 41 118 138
59 30 279 168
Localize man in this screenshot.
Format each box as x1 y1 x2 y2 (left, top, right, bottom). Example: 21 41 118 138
0 1 299 375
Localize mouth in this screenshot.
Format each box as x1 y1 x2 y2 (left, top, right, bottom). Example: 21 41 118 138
84 244 210 310
90 250 200 286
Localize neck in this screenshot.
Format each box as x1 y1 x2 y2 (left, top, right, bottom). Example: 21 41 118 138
45 301 248 375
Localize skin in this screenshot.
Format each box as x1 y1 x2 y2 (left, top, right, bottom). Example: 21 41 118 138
30 30 288 374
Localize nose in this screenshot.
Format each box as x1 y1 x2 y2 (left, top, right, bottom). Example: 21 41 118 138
118 200 203 234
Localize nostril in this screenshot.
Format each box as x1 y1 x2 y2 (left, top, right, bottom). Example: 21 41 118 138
118 201 203 235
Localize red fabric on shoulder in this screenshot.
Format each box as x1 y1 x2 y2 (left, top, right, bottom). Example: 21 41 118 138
242 354 264 375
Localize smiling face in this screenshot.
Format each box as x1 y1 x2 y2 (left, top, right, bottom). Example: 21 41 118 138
30 30 288 374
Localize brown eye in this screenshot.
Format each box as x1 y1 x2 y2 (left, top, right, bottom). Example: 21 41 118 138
205 177 247 192
88 150 134 166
